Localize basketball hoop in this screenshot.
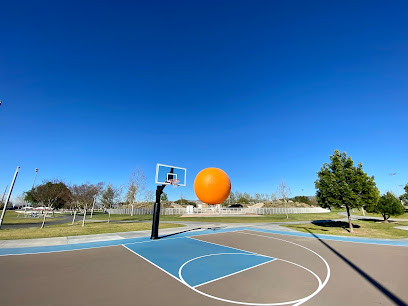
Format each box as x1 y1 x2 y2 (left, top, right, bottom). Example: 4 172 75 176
169 179 180 188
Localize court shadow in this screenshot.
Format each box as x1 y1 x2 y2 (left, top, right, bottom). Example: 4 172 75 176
305 229 406 305
355 218 384 222
159 225 226 239
311 221 360 233
159 227 203 239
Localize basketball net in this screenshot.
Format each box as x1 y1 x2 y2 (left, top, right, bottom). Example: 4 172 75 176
169 179 180 188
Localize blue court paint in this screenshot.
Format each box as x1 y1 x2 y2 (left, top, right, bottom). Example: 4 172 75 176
0 227 236 256
124 237 272 284
180 253 273 287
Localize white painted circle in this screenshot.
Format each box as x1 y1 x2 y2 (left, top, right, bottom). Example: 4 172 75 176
237 232 331 306
178 252 322 305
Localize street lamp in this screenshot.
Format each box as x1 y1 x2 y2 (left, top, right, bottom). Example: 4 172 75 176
32 168 38 190
388 173 400 196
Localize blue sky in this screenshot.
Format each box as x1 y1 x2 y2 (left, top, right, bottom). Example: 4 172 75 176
1 1 407 202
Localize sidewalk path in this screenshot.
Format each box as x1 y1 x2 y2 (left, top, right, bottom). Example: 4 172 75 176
3 212 407 249
338 212 408 222
0 221 299 249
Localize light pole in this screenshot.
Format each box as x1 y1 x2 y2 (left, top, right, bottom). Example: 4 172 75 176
0 167 20 229
389 173 400 196
32 168 39 190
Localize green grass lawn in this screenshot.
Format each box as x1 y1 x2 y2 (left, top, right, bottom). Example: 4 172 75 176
282 220 408 239
0 221 184 240
1 211 64 224
350 211 408 220
91 211 344 223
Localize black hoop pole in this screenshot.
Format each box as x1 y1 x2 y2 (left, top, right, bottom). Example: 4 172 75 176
151 168 174 239
151 184 165 239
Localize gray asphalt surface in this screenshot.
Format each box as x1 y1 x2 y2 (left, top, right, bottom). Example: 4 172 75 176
1 229 407 305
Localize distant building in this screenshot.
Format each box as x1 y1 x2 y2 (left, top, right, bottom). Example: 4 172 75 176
195 200 221 210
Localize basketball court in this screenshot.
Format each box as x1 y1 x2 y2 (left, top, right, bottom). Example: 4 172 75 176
1 165 407 305
1 227 407 306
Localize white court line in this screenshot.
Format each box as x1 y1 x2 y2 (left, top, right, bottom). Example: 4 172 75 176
248 228 408 248
122 234 279 291
238 231 331 306
122 230 329 305
123 229 242 246
188 235 275 259
191 254 277 288
121 244 185 285
179 255 322 306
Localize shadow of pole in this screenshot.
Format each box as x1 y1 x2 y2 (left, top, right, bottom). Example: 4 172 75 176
305 229 407 306
158 226 226 239
158 227 203 239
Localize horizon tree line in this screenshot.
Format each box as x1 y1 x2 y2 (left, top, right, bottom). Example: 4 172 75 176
8 154 407 231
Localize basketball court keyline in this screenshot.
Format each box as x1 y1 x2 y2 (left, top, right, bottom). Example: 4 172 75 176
121 242 285 305
122 235 275 287
3 226 403 305
234 231 331 306
120 231 329 305
188 233 329 305
191 255 277 288
182 233 328 305
123 240 303 306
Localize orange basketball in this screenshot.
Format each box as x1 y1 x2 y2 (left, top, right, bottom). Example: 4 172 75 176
194 168 231 205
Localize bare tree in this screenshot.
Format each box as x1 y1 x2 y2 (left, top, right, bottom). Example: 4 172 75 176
277 178 291 219
100 184 122 209
144 190 154 204
70 182 103 227
126 168 146 216
254 193 262 203
270 193 277 202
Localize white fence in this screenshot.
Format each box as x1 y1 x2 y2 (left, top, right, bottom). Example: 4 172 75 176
107 207 330 215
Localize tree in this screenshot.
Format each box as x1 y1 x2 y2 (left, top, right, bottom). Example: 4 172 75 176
291 196 311 205
29 180 71 228
277 178 291 219
221 192 233 206
229 191 236 204
0 200 12 210
174 197 195 206
24 190 38 206
354 164 380 213
126 168 146 216
235 191 249 204
160 192 168 202
70 182 103 226
144 190 154 203
315 150 380 232
254 193 262 203
15 194 27 209
400 183 408 205
100 184 122 209
373 192 405 221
